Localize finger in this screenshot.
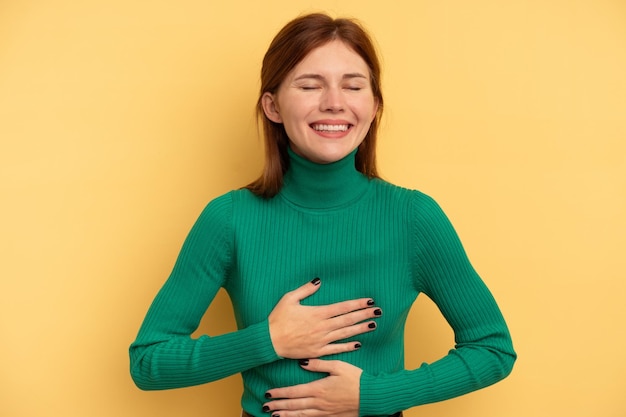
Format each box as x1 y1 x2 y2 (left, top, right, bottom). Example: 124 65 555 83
265 379 320 402
299 358 342 374
327 306 382 328
285 277 322 302
323 321 377 346
319 297 376 319
317 340 364 356
263 397 315 414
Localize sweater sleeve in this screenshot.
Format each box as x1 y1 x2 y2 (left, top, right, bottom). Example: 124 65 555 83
359 193 516 416
129 192 280 390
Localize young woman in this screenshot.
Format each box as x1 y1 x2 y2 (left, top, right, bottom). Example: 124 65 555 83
130 13 516 417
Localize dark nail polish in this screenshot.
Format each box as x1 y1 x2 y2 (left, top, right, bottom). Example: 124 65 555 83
299 359 309 366
272 414 279 417
354 342 362 349
374 308 382 316
311 277 321 285
264 392 272 399
368 322 376 329
367 299 375 306
262 405 270 412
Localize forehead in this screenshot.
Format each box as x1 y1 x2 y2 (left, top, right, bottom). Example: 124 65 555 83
289 40 370 77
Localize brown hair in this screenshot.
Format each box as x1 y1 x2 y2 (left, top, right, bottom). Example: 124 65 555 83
246 13 384 198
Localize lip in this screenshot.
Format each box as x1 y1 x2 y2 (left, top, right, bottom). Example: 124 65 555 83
311 119 353 126
309 119 354 138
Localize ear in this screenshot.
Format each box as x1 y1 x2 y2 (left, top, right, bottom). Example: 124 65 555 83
261 92 282 123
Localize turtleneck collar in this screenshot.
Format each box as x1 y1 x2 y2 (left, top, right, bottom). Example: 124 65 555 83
279 147 370 210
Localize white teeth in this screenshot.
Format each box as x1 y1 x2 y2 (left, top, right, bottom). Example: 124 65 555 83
312 124 349 132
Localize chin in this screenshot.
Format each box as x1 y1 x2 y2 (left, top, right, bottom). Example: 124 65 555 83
292 141 358 164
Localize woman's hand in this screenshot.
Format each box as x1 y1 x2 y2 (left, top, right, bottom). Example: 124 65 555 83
263 359 362 417
268 278 381 359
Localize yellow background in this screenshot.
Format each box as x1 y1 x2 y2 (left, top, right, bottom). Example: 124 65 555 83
1 1 625 416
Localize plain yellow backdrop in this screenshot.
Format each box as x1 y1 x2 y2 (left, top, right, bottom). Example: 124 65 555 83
1 1 625 416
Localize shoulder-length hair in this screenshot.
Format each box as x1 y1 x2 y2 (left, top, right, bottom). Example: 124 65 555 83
245 13 384 198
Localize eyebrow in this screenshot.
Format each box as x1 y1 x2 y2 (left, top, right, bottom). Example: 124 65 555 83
294 73 368 81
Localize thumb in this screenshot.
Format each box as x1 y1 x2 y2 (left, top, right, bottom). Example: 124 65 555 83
288 277 322 302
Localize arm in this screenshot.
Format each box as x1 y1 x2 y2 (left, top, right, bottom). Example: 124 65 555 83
359 193 516 415
129 193 382 391
129 193 280 390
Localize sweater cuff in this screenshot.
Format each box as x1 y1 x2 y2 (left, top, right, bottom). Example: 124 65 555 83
196 318 281 380
359 372 407 417
230 318 282 366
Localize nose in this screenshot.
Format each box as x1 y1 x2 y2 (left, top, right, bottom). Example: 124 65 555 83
320 87 344 112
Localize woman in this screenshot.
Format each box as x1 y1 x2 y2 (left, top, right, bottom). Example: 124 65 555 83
130 13 516 417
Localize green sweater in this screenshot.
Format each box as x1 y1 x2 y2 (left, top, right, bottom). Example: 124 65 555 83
129 148 516 416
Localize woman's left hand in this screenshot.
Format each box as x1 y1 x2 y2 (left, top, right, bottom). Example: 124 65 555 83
263 359 362 417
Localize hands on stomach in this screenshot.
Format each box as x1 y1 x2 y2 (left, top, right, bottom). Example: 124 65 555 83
265 278 382 417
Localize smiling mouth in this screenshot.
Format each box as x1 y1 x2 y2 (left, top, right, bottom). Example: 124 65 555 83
311 123 352 132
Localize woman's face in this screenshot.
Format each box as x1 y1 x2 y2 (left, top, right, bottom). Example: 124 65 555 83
262 40 379 164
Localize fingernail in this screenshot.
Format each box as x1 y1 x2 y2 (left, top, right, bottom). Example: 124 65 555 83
299 359 309 366
374 308 382 316
368 322 376 329
354 342 362 349
264 392 272 399
367 299 375 306
262 405 270 412
311 277 321 285
272 414 279 417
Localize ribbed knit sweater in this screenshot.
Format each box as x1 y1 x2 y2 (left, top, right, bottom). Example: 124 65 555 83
129 148 516 417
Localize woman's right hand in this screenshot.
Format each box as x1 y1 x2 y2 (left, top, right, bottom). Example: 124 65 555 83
268 278 381 359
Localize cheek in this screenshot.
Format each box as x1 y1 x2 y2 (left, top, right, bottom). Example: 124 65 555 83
371 100 380 120
279 101 313 126
351 97 378 120
279 111 310 141
282 113 309 133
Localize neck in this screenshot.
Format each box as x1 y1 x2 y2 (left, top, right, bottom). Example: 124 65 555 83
280 147 370 209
